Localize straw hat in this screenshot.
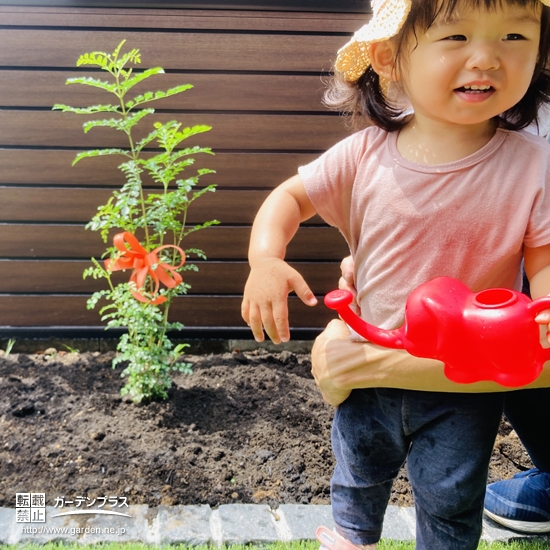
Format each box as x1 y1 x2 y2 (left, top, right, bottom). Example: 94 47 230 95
335 0 550 83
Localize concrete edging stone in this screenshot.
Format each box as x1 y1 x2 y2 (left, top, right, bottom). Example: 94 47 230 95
1 504 547 545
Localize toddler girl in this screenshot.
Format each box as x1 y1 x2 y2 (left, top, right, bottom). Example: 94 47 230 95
242 0 550 548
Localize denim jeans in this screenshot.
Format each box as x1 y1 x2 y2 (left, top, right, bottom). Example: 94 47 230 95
504 388 550 472
331 388 504 549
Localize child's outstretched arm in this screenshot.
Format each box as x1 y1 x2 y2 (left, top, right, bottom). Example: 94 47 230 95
525 243 550 336
242 174 318 344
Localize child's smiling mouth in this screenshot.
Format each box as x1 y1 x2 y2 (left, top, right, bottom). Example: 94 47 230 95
456 84 494 93
454 83 496 102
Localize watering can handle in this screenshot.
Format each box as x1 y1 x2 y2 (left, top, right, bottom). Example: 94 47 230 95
324 289 406 349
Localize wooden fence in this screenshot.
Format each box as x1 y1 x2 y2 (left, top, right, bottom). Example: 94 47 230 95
0 5 368 338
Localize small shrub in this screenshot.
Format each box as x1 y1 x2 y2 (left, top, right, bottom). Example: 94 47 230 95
54 40 219 402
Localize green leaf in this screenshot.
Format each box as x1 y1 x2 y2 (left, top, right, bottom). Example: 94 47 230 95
82 108 154 133
82 117 124 133
115 45 141 70
76 51 111 69
53 104 120 115
178 125 212 141
169 146 215 162
117 67 165 95
185 248 208 260
72 148 131 166
191 184 217 202
134 128 160 152
126 84 193 109
64 77 117 93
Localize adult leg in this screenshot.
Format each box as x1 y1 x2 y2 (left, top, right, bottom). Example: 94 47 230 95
484 388 550 533
504 388 550 471
406 391 504 550
330 388 410 547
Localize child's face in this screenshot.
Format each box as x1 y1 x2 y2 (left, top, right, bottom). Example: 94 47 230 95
398 1 542 129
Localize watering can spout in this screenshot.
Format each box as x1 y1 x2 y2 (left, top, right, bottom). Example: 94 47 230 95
324 290 406 349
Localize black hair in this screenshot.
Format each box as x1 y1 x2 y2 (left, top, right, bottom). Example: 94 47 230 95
324 0 550 132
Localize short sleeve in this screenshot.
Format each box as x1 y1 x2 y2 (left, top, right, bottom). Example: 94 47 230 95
298 129 369 241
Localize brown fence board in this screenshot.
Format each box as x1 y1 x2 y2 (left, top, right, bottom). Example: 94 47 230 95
0 111 348 151
0 224 349 260
0 29 344 72
0 295 338 328
0 7 368 33
0 260 341 294
0 188 269 224
0 187 327 225
0 71 329 112
0 150 318 188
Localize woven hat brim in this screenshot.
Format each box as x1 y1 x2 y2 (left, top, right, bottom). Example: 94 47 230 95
335 0 411 82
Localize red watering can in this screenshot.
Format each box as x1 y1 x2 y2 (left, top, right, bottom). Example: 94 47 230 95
324 276 550 387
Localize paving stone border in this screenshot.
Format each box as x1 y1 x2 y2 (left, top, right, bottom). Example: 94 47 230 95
1 504 548 545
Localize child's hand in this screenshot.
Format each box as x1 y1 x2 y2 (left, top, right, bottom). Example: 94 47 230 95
241 258 317 344
535 309 550 344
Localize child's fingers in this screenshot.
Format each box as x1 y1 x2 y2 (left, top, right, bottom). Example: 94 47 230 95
290 273 318 307
270 299 290 344
242 300 266 343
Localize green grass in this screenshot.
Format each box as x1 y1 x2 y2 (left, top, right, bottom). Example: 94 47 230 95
2 539 550 550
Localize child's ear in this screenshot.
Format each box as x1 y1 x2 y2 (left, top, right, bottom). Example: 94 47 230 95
369 41 399 82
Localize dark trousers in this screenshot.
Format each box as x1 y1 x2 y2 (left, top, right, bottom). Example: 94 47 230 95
331 388 504 549
505 388 550 472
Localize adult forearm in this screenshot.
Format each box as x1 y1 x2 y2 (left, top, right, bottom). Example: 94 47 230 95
311 319 550 406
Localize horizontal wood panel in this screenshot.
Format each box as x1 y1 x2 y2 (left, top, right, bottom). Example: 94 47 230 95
0 7 368 33
0 111 348 151
0 187 266 224
0 29 344 72
0 224 349 260
0 150 319 188
0 294 339 328
0 71 329 112
0 260 341 294
0 187 328 225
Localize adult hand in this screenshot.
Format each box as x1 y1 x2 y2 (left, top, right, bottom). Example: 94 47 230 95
311 319 355 406
534 306 550 344
311 316 548 407
338 256 360 314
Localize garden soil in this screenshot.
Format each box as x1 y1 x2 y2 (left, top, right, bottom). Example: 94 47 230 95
0 348 532 509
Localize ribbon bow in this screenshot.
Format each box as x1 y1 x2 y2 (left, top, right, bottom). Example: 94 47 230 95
105 231 185 305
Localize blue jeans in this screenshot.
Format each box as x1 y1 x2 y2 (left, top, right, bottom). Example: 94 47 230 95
504 388 550 472
331 388 504 549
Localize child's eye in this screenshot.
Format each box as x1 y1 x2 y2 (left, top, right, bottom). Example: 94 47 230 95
504 34 526 40
443 35 467 41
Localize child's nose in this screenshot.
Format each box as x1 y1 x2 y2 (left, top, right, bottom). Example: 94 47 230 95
465 43 500 71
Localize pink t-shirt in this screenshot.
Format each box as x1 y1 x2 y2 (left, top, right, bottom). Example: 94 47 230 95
299 127 550 330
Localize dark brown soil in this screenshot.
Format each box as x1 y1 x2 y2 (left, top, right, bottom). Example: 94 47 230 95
0 348 532 509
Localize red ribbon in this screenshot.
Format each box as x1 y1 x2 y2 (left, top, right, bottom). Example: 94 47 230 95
105 231 185 305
